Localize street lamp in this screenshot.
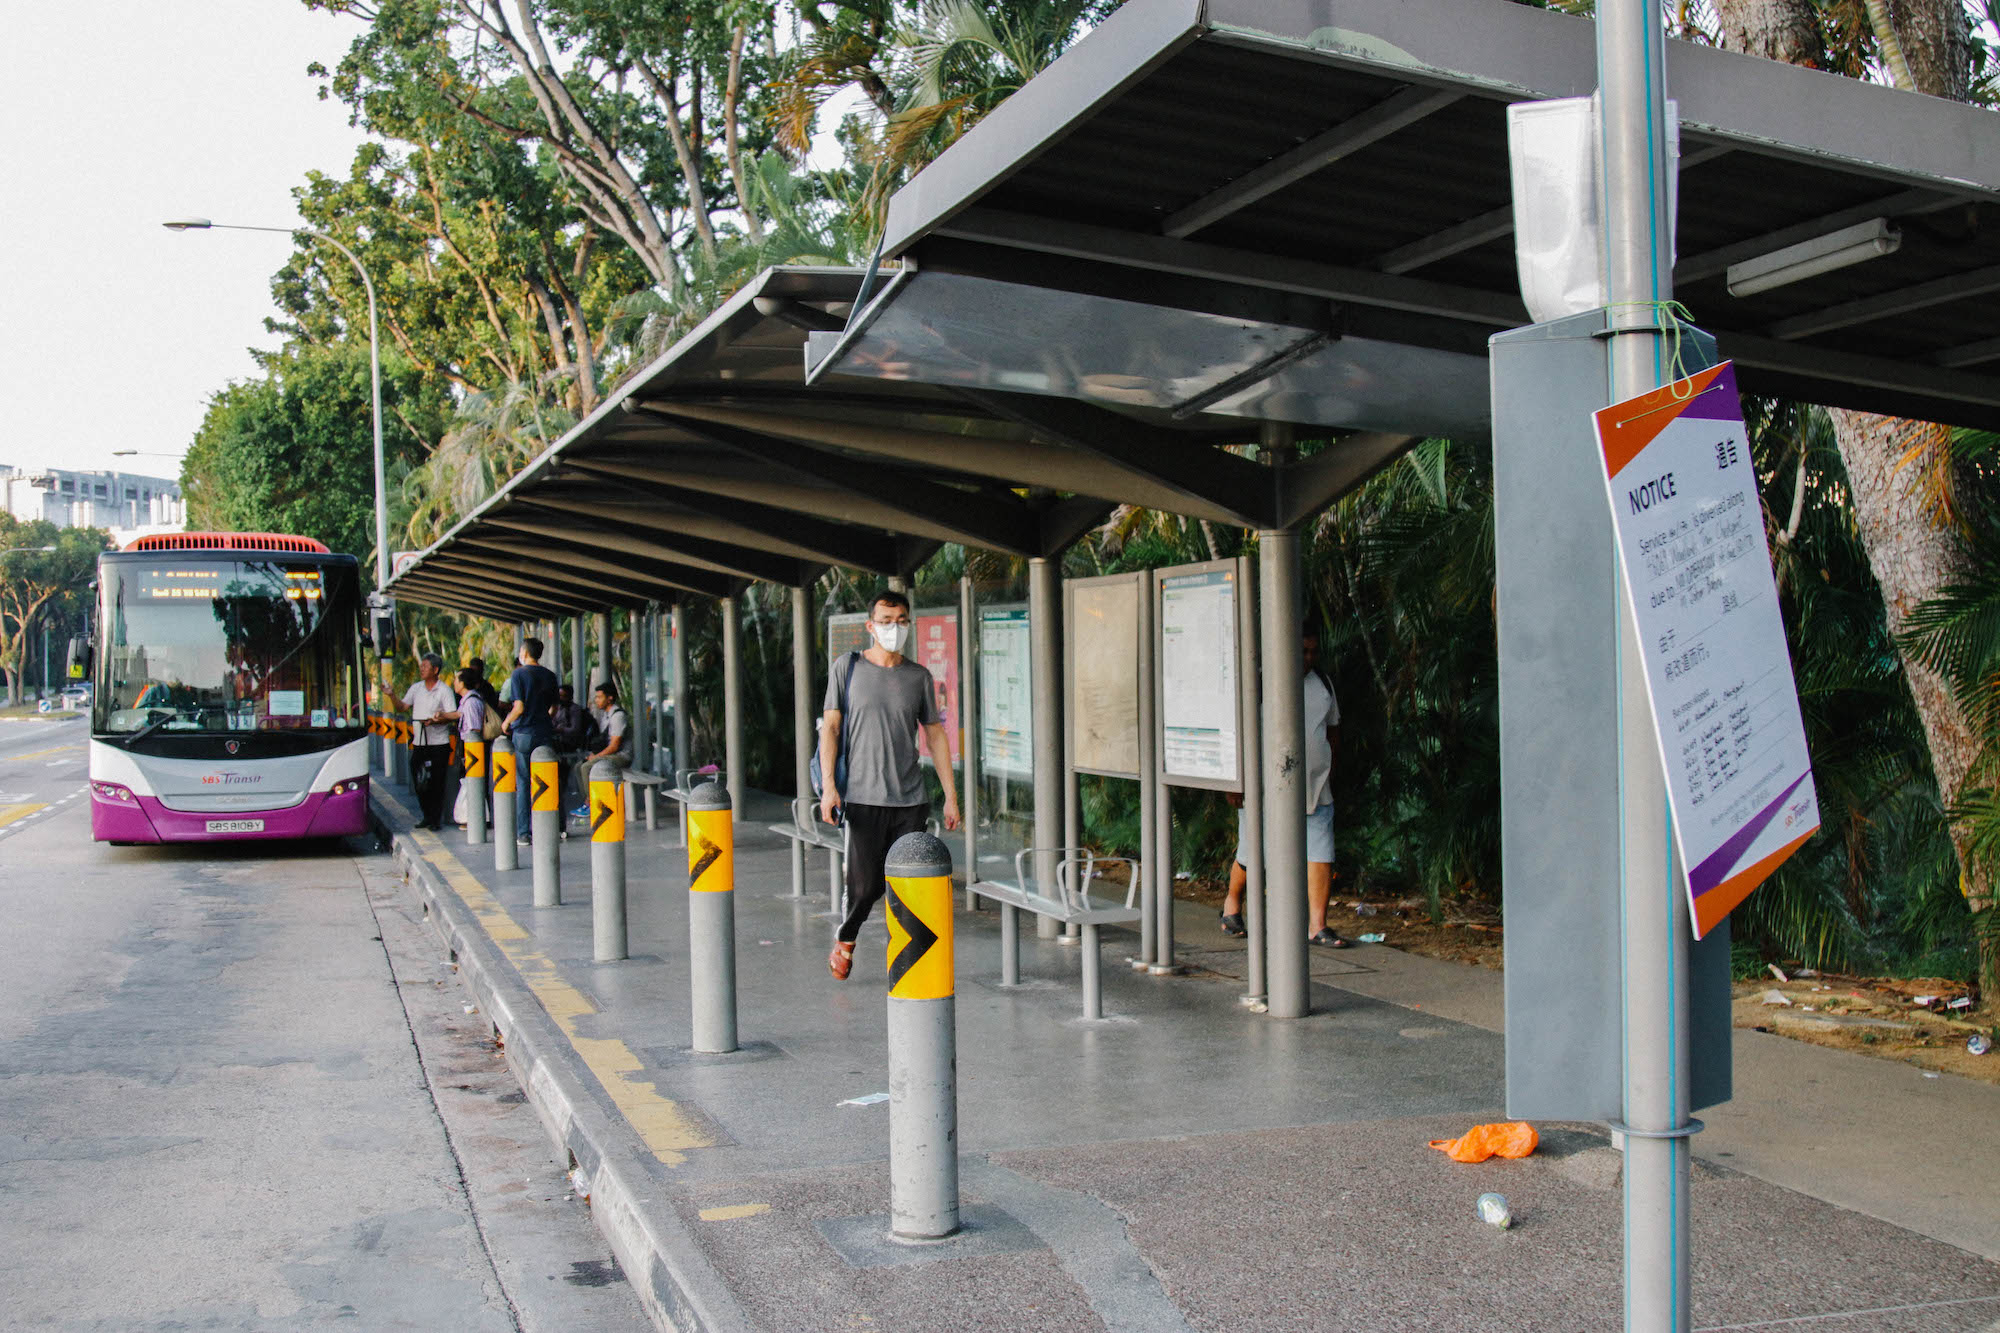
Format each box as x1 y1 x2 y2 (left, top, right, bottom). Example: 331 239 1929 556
161 218 389 596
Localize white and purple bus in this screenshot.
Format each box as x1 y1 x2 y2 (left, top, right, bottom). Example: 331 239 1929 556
86 533 372 843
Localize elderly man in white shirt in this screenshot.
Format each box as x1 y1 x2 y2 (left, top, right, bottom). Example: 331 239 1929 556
401 652 456 831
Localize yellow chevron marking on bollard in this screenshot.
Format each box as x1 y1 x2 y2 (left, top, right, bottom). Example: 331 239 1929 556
493 747 517 795
463 740 486 781
885 873 954 1000
531 759 557 812
686 808 733 892
590 779 624 843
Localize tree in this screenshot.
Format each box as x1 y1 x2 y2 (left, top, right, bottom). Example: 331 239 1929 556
181 342 454 581
1712 0 2000 993
0 519 107 707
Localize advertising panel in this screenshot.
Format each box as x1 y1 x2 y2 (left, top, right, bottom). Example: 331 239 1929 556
1066 574 1141 778
1157 561 1242 790
979 604 1033 778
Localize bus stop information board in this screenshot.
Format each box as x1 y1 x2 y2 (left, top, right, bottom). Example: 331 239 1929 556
1594 361 1820 939
1158 563 1240 788
979 605 1033 778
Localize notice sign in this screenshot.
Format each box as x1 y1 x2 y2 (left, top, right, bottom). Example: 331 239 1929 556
1159 563 1240 787
979 605 1033 778
1595 361 1819 939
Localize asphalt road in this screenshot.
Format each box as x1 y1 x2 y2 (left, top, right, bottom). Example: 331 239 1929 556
0 716 647 1331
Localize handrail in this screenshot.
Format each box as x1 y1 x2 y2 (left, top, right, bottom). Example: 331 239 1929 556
1013 846 1142 915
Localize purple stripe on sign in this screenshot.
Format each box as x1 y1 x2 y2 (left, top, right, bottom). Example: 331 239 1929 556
1675 363 1742 422
1689 771 1810 899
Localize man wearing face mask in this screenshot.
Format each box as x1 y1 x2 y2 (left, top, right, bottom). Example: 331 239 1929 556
819 590 962 980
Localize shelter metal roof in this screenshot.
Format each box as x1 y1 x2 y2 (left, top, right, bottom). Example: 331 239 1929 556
812 0 2000 433
387 266 1411 620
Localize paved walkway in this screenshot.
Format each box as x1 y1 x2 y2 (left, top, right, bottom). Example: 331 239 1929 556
372 781 2000 1333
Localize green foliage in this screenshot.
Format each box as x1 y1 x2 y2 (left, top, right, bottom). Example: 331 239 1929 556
0 519 109 705
181 342 453 578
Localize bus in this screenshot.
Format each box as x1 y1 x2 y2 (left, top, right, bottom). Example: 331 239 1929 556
84 533 372 843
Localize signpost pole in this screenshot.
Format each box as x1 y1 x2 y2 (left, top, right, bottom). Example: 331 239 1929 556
1597 3 1691 1327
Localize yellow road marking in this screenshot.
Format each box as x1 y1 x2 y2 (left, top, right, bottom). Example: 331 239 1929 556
4 745 80 763
413 825 716 1166
699 1203 770 1222
0 803 48 829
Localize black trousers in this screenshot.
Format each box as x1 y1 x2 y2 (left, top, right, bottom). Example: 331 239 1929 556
411 743 452 827
837 801 931 943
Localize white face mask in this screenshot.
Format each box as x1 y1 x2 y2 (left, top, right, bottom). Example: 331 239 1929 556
870 621 911 655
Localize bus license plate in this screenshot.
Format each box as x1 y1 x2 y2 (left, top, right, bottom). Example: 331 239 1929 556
205 818 265 834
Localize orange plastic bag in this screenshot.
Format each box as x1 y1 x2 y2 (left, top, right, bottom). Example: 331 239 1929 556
1427 1122 1539 1163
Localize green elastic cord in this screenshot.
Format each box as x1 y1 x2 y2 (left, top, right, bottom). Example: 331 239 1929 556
1606 299 1701 398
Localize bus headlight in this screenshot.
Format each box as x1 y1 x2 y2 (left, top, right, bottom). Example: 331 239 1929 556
92 782 134 802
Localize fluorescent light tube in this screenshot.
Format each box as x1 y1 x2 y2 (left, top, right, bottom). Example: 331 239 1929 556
1726 218 1901 297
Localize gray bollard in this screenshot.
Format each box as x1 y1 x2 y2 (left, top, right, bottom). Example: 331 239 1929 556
884 832 958 1240
590 760 627 962
463 739 488 846
531 745 561 907
492 737 518 871
685 781 737 1053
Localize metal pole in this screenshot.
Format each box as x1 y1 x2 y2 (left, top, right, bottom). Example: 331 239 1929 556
1062 582 1081 942
959 576 980 909
531 745 561 907
1239 554 1266 1007
1137 570 1158 969
1152 734 1173 974
464 738 487 846
492 737 518 871
1261 518 1309 1018
722 595 744 817
514 623 526 658
571 614 587 696
884 832 958 1240
591 759 628 962
1598 3 1690 1327
686 781 738 1053
791 586 812 899
1028 557 1062 939
627 608 643 770
672 602 690 846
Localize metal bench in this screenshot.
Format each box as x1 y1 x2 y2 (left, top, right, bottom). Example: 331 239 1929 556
662 767 725 846
971 847 1142 1020
769 795 846 910
621 767 667 831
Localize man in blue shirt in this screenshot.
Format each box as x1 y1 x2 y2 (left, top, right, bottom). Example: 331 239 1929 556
498 637 560 843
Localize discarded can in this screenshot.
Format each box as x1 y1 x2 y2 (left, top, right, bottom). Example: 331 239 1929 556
1970 1034 1993 1056
1476 1192 1513 1229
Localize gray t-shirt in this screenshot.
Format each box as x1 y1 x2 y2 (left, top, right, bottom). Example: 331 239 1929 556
824 652 938 807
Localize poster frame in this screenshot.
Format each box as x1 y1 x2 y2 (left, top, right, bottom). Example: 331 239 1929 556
977 601 1034 780
1064 571 1144 780
1153 557 1246 793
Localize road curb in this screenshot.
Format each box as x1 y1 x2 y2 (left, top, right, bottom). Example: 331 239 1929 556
370 794 757 1333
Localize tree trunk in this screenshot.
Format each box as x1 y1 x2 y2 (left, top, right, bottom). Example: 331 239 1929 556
1717 0 1993 994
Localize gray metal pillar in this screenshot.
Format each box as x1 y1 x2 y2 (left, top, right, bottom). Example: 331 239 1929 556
531 745 561 907
1137 570 1158 968
885 833 957 1240
594 613 612 692
590 760 627 962
513 622 526 657
626 608 643 763
1062 599 1081 942
492 737 518 872
959 576 980 908
1260 522 1309 1019
1599 2 1691 1326
1152 742 1173 974
791 586 812 898
1028 557 1062 939
1239 554 1267 1007
672 602 690 847
722 595 743 817
686 782 738 1054
571 614 586 694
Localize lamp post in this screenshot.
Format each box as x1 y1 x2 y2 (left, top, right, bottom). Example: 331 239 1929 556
165 217 395 767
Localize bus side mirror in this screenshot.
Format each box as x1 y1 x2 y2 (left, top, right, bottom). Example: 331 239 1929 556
65 636 92 681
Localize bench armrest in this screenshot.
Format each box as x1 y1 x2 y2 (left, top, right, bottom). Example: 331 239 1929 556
1013 847 1143 915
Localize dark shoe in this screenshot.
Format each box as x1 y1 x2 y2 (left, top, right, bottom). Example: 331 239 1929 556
1308 928 1351 949
829 941 854 980
1219 912 1246 937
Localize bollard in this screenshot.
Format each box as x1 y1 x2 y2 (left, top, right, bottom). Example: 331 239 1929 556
590 759 627 962
492 737 518 871
884 832 958 1240
531 745 561 907
685 781 737 1054
463 739 488 846
395 717 413 788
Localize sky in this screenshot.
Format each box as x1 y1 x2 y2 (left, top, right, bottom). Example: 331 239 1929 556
0 1 373 481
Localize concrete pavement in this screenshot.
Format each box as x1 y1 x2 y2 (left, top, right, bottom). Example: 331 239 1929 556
374 779 2000 1332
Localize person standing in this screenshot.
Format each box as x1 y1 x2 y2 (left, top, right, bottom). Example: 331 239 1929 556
402 652 456 831
818 591 961 980
447 667 488 829
498 637 560 845
550 683 591 819
1219 620 1347 947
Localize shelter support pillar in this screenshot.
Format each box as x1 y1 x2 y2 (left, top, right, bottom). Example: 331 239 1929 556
571 615 586 695
1259 514 1308 1019
627 608 643 762
1599 2 1691 1327
959 576 981 908
791 585 813 898
672 603 690 839
513 623 526 657
594 614 612 693
1238 554 1266 1007
1028 556 1063 939
1137 571 1158 968
723 594 744 817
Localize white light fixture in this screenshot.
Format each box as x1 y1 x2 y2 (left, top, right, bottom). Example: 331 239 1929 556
1725 218 1901 297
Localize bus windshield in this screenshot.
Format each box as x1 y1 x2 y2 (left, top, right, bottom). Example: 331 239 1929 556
95 558 364 735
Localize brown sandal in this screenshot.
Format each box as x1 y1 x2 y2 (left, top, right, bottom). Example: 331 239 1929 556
828 941 854 980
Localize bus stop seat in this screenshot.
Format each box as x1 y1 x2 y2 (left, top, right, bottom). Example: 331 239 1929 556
971 848 1142 1019
620 767 666 831
659 766 726 845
